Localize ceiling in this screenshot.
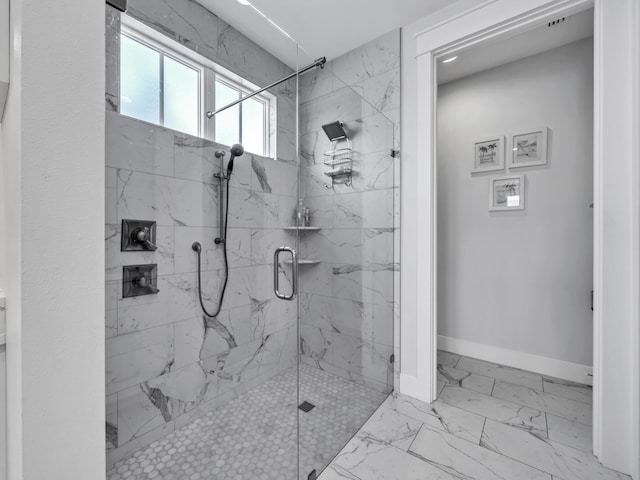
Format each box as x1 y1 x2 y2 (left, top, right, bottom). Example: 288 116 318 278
437 8 594 84
196 0 455 68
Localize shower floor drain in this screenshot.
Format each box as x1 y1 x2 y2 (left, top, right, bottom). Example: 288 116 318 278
298 401 315 413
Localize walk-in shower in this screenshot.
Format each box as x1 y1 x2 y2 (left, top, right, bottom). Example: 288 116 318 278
104 2 398 479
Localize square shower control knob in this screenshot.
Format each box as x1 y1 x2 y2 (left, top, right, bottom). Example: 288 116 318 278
123 264 159 297
121 219 158 251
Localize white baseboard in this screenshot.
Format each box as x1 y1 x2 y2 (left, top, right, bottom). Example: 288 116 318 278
438 335 593 386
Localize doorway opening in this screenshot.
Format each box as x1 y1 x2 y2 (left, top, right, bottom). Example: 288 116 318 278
434 4 595 454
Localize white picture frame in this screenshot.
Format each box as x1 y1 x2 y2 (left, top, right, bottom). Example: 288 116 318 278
489 174 525 211
508 127 548 168
472 135 505 173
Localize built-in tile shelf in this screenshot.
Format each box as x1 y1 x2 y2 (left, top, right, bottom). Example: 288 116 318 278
282 227 321 232
282 259 319 265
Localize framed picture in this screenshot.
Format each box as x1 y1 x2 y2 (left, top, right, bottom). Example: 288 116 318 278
508 127 548 168
489 174 525 211
472 136 505 173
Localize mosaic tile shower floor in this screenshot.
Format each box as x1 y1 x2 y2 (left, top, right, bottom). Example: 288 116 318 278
106 364 389 480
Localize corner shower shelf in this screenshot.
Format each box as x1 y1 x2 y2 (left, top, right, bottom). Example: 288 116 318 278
282 226 321 231
282 259 319 265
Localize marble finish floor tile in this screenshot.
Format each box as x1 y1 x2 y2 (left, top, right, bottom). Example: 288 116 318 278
438 364 495 395
437 350 460 367
439 385 547 436
320 357 617 480
492 381 592 425
383 393 485 444
409 424 552 480
546 413 592 452
456 356 543 390
330 432 459 480
543 376 593 405
107 364 388 480
360 405 422 450
481 419 631 480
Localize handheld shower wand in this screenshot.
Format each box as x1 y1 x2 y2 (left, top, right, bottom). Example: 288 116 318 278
225 143 245 175
192 143 244 319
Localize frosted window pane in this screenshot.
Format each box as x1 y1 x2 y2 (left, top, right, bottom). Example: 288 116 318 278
215 80 240 147
164 57 199 136
242 97 265 156
120 35 160 124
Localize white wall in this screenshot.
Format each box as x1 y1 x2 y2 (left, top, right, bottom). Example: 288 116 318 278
437 38 594 370
0 0 105 478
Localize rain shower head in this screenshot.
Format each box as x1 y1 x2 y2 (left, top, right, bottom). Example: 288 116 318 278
322 121 348 141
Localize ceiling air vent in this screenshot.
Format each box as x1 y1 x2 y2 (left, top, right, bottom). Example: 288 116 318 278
548 17 566 27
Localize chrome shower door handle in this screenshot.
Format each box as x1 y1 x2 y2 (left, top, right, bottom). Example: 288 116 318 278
274 246 297 301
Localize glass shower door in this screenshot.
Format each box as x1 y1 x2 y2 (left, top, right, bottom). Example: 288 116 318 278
296 53 396 478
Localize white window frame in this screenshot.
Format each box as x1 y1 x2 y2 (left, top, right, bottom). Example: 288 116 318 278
120 15 277 158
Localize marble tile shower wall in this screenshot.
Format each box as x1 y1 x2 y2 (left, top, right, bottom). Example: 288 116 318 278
105 2 299 466
297 31 401 393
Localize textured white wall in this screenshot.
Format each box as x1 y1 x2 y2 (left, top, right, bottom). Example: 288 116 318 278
436 38 594 367
0 0 105 478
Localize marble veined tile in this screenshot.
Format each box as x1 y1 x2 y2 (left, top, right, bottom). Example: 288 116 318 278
543 376 592 405
546 413 592 452
105 326 174 395
331 263 395 306
300 293 393 347
439 385 547 436
383 393 486 445
437 350 460 367
117 169 218 228
116 383 167 447
128 0 219 59
361 68 400 114
481 419 631 480
363 150 395 191
318 464 362 480
332 30 401 87
492 381 592 426
226 187 279 229
332 432 459 480
105 167 118 224
173 134 221 186
360 405 422 450
456 356 543 390
438 364 495 395
409 425 552 480
106 111 174 176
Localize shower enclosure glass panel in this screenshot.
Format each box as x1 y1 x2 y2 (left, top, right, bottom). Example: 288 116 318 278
105 2 395 479
296 52 396 478
105 3 300 478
